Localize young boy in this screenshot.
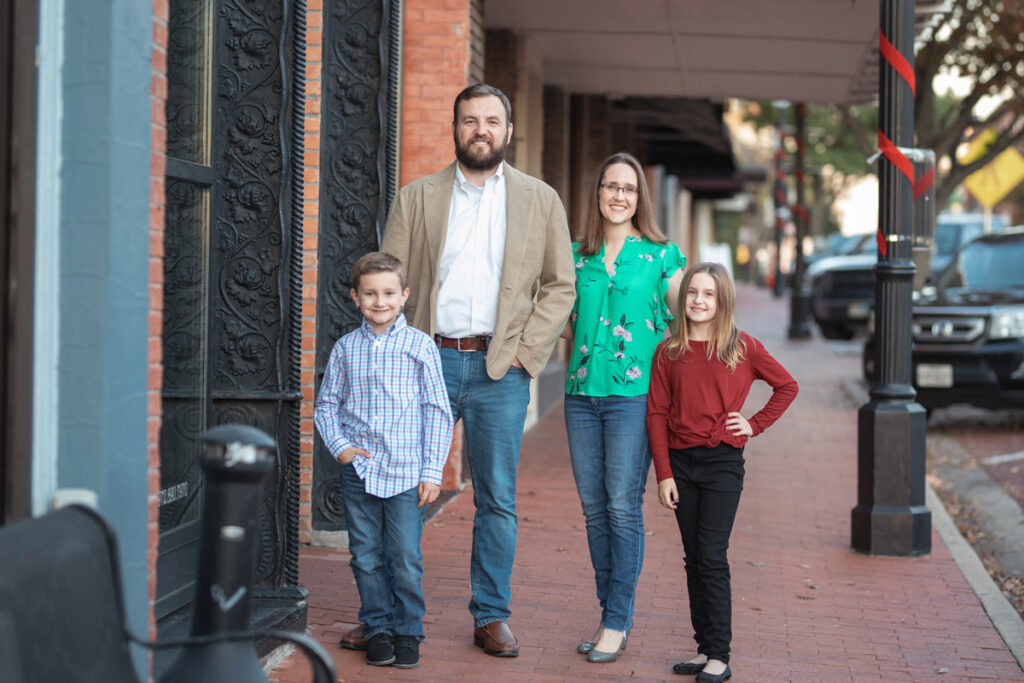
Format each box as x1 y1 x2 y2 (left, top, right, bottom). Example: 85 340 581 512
314 251 453 669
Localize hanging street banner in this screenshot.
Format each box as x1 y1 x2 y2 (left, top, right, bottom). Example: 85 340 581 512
961 128 1024 208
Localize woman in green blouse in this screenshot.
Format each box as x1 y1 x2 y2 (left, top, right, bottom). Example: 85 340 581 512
565 152 685 662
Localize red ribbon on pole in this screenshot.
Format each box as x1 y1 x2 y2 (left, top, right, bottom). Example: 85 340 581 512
878 130 914 185
879 28 915 94
913 166 934 200
875 25 916 257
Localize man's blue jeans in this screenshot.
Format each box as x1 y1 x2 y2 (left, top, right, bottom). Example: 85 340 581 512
440 347 531 627
563 393 652 632
338 464 425 639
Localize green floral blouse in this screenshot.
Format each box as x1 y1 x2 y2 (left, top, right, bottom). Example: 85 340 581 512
566 236 685 397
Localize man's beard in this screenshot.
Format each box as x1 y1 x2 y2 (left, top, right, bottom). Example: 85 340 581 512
455 134 507 171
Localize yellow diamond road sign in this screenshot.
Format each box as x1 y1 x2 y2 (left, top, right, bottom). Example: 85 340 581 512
961 129 1024 208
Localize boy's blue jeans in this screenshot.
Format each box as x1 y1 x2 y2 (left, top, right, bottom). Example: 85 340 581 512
563 393 651 633
338 463 425 639
439 347 531 627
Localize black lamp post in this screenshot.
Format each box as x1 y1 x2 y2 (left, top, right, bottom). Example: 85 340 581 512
772 101 789 298
851 0 930 556
159 424 277 682
787 102 814 339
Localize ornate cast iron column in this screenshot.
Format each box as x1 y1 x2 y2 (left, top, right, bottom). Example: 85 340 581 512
851 0 930 556
281 0 308 587
312 0 403 537
787 103 813 339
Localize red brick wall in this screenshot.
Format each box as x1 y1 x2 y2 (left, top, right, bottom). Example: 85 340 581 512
148 0 169 647
399 0 476 185
296 0 482 538
298 0 324 545
400 0 484 488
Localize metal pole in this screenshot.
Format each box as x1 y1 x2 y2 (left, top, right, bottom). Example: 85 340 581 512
851 0 930 556
772 101 789 298
159 425 277 682
787 102 813 339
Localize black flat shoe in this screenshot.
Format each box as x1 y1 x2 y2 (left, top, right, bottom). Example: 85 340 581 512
696 665 731 682
673 660 705 675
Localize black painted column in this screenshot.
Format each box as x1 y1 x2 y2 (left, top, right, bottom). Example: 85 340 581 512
851 0 930 555
787 102 813 339
772 102 789 298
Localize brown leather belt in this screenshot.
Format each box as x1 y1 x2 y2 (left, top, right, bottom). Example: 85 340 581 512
434 334 490 351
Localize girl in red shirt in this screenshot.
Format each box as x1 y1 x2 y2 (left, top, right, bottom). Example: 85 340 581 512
647 262 797 682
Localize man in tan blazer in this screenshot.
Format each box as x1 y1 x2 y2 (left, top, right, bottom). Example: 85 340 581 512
381 83 574 658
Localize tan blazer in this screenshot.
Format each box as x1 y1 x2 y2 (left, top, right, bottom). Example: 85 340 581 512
381 162 576 380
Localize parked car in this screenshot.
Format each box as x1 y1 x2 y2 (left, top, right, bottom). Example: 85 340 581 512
807 233 876 339
807 231 869 266
810 214 1013 341
932 212 1010 274
863 228 1024 411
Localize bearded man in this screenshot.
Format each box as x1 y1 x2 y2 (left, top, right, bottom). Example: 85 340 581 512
379 83 575 657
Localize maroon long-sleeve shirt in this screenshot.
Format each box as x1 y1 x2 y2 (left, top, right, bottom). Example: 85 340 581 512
646 333 798 483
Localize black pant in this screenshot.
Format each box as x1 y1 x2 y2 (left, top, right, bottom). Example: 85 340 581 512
669 444 745 664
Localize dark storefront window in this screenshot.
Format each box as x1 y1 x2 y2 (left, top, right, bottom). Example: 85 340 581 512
157 0 214 619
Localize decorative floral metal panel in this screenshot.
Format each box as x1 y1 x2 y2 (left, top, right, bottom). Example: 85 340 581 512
210 0 290 586
313 0 400 531
160 0 306 608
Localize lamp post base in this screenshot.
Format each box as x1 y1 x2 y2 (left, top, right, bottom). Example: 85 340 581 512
851 399 930 555
787 288 814 339
851 503 931 556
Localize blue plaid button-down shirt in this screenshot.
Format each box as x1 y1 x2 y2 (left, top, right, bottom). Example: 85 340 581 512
314 314 453 498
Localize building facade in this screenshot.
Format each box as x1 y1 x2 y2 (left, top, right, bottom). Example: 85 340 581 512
2 0 810 678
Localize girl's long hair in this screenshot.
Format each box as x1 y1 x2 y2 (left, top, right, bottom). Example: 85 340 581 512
663 261 746 371
575 152 668 255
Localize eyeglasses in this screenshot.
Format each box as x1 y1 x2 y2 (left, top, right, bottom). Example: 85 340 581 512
600 182 638 197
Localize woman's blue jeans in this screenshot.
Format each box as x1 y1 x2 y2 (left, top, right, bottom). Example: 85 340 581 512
563 393 652 632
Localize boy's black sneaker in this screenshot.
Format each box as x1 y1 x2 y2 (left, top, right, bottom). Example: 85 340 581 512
365 632 395 666
393 635 420 669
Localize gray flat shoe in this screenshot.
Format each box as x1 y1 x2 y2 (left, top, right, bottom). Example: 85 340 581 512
586 629 628 663
577 622 603 654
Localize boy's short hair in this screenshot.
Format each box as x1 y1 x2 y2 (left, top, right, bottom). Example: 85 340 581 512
351 251 408 291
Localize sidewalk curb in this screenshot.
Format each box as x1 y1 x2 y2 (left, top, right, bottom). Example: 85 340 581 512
842 377 1024 668
926 485 1024 668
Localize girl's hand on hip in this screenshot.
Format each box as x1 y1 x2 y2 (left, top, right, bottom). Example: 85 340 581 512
658 479 679 510
725 412 753 437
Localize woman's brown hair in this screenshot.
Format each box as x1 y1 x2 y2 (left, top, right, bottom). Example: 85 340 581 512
575 152 668 255
662 261 746 371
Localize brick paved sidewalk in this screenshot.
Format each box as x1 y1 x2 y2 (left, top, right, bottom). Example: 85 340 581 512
270 284 1022 682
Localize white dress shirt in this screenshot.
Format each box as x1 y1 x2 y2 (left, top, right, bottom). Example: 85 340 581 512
436 163 507 337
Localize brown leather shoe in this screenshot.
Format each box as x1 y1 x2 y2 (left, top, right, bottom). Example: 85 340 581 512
338 624 367 651
473 621 519 657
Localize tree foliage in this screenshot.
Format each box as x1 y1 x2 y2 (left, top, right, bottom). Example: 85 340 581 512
743 0 1024 220
741 101 877 234
916 0 1024 210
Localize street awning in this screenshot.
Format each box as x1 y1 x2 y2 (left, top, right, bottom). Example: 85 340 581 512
486 0 949 106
